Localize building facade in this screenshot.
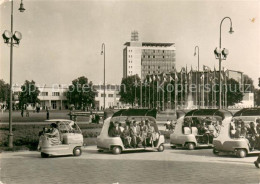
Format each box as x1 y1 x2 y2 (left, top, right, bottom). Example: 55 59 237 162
13 84 122 110
123 41 176 80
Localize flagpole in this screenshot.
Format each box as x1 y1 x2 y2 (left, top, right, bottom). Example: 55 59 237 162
181 70 183 109
153 79 155 108
195 68 198 108
202 70 205 108
169 75 171 109
174 71 177 115
140 78 142 108
225 72 228 109
211 71 214 109
207 71 209 108
145 79 147 108
135 75 137 107
149 78 151 109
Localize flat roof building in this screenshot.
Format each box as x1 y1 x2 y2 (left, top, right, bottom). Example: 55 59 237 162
123 40 176 80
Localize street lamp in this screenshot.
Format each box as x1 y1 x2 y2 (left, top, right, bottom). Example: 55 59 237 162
2 0 25 148
194 46 200 109
214 17 234 109
101 43 105 113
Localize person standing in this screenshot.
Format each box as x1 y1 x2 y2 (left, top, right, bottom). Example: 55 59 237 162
254 154 260 168
46 108 50 120
26 108 29 117
21 108 24 117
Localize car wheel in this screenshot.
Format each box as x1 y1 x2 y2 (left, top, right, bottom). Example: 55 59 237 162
41 152 49 158
73 147 82 156
158 144 164 152
236 149 246 158
112 146 122 155
171 145 176 149
187 143 195 150
213 148 219 155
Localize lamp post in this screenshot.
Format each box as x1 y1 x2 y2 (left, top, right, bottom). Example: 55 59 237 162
2 0 25 148
194 46 200 109
214 17 234 109
101 43 105 113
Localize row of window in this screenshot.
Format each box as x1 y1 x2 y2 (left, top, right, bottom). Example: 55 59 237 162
142 55 174 59
143 66 174 69
142 50 175 54
99 94 120 98
40 92 66 96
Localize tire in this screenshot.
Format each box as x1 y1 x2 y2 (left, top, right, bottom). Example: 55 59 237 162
73 147 82 156
187 143 195 150
236 149 246 158
112 146 122 155
41 152 49 158
171 145 176 149
158 144 165 152
213 148 219 155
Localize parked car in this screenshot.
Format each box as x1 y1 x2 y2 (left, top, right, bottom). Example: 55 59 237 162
97 109 165 154
38 119 83 158
170 109 232 150
213 108 260 158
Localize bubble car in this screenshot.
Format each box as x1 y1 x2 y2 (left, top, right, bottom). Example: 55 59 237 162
170 109 232 150
213 108 260 158
97 109 165 154
38 119 83 158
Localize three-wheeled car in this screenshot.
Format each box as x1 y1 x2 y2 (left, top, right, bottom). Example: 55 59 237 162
97 109 165 154
170 109 232 150
38 119 83 158
213 108 260 158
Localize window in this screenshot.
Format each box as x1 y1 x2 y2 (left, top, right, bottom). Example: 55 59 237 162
41 92 48 96
101 94 106 97
108 94 113 98
52 92 60 96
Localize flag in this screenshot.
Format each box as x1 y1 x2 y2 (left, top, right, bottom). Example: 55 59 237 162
149 75 152 82
157 75 161 81
181 67 186 73
170 75 174 81
200 73 204 80
203 65 211 71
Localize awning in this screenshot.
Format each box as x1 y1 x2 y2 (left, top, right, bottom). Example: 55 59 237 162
112 108 157 119
233 108 260 117
185 109 233 120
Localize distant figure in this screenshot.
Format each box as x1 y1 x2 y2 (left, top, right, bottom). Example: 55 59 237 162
254 154 260 169
26 109 29 117
21 108 24 117
46 108 49 120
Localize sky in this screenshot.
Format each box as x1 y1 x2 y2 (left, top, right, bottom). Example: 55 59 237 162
0 0 259 88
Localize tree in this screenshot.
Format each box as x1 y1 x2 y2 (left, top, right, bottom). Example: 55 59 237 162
119 75 140 107
255 89 260 106
226 78 244 106
66 76 96 110
0 79 10 104
19 80 40 108
243 74 255 93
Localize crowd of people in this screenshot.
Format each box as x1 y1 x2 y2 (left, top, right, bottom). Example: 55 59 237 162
231 118 260 151
183 117 222 144
108 118 159 148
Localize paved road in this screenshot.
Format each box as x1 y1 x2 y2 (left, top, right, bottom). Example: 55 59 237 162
1 144 259 184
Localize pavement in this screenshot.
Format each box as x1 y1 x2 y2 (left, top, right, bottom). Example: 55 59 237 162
1 144 260 184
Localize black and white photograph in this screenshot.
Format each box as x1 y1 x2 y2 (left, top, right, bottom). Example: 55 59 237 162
0 0 260 183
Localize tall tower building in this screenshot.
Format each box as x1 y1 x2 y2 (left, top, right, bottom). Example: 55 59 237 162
123 32 176 80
